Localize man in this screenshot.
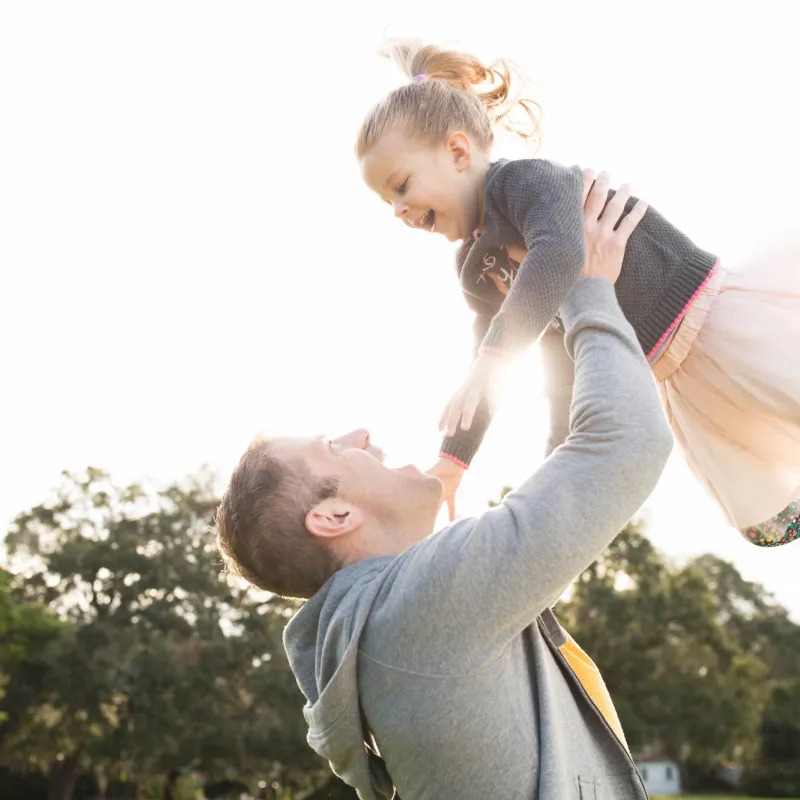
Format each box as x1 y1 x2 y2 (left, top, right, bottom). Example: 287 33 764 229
215 172 673 799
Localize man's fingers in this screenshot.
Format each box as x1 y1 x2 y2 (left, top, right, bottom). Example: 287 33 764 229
581 168 596 205
583 170 611 222
616 198 649 241
601 183 633 229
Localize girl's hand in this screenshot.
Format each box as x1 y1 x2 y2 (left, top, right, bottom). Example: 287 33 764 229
426 457 466 522
439 353 501 439
580 169 648 284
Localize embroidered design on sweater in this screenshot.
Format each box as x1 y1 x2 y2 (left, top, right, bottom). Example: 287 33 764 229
477 251 519 297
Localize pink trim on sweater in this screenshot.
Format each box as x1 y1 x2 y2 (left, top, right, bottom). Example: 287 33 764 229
439 453 469 470
645 260 720 362
479 346 508 357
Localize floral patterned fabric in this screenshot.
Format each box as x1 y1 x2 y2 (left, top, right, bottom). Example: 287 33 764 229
740 498 800 547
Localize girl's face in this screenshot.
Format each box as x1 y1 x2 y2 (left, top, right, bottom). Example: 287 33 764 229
360 129 488 243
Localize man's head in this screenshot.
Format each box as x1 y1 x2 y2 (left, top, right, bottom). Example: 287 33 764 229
215 429 443 599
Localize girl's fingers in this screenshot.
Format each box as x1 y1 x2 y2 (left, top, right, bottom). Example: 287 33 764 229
440 397 458 432
439 401 451 432
445 400 464 438
460 394 480 431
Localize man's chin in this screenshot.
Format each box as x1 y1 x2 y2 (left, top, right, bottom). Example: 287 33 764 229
395 463 424 478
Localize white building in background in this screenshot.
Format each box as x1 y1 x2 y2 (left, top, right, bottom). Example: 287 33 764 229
637 760 682 796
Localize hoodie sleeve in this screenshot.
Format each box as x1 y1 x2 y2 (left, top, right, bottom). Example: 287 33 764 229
480 159 586 356
373 277 673 674
540 324 574 457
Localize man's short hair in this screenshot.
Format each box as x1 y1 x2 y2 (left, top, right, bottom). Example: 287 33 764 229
215 438 341 599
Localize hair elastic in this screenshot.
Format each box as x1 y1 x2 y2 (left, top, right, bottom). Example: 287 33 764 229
412 74 430 84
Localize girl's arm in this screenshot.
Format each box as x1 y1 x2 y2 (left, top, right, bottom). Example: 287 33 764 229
439 307 495 467
440 322 576 468
480 159 586 356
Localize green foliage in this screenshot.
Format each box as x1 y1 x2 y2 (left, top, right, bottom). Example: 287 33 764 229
3 475 800 799
0 568 64 666
305 776 359 798
742 762 800 798
761 681 800 763
558 521 795 771
1 467 328 797
0 566 67 727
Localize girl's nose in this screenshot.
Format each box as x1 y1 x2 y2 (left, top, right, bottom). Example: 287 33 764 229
393 201 408 219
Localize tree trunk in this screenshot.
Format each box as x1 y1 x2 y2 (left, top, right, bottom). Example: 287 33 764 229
47 749 82 800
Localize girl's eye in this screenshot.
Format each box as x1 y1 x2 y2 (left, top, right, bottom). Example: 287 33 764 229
397 178 409 196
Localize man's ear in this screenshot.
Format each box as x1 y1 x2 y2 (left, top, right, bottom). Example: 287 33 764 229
305 497 364 540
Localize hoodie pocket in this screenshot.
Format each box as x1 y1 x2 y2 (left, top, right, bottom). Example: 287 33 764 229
578 772 643 799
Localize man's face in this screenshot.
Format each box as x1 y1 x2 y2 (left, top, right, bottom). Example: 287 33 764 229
269 429 444 552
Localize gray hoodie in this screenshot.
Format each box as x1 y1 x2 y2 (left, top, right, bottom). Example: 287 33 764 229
284 278 673 799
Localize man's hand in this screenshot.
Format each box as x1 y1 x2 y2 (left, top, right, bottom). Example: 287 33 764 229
426 457 465 521
580 170 648 283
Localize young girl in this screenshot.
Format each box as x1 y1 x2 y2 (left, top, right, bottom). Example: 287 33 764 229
357 40 800 547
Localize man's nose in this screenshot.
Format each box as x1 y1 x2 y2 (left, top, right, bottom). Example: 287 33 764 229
333 429 385 462
334 428 371 451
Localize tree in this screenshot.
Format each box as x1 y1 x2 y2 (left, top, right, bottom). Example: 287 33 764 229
556 522 768 775
3 467 325 799
0 566 68 734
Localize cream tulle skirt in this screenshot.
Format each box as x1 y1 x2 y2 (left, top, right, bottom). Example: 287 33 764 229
652 236 800 538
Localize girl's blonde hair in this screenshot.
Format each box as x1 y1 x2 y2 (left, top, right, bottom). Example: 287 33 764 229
356 38 541 158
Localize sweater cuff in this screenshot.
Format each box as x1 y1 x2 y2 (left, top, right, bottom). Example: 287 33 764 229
478 345 510 358
438 452 470 470
479 315 515 356
439 403 491 468
439 434 479 469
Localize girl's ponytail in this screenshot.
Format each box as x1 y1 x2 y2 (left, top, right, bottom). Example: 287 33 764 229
357 38 540 157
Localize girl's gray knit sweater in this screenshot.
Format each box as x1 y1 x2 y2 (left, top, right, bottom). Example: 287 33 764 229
441 158 717 468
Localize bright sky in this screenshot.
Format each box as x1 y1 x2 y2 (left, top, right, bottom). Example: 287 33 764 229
1 2 798 618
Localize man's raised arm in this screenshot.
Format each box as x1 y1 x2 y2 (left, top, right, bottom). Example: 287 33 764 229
393 178 673 670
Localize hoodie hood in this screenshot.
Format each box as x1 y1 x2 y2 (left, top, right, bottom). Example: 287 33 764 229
283 557 396 799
